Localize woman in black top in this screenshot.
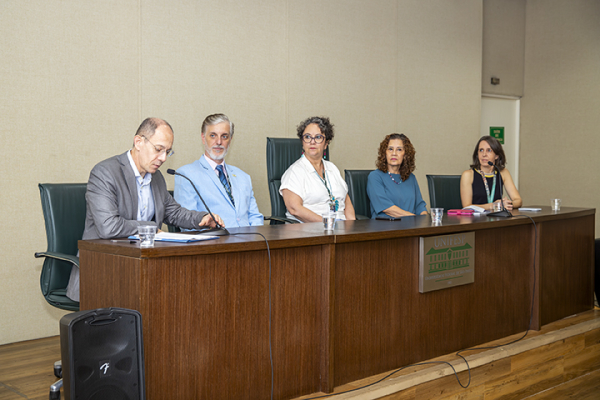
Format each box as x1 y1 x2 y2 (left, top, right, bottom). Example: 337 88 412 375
460 136 522 211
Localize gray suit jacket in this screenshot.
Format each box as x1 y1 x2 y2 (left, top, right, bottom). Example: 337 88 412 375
68 151 208 301
83 151 207 240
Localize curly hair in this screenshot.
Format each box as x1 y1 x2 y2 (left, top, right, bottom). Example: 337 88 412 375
296 116 335 142
469 135 506 170
375 133 415 182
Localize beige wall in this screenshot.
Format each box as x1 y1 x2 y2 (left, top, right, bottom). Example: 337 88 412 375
0 0 483 344
520 0 600 233
482 0 526 96
1 0 142 345
2 0 596 345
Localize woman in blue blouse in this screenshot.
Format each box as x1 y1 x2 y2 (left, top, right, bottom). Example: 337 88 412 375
367 133 428 218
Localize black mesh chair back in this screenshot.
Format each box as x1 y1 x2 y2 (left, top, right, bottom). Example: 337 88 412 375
344 170 373 220
426 175 463 210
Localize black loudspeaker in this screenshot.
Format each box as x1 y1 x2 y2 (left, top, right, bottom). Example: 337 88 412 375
60 307 145 400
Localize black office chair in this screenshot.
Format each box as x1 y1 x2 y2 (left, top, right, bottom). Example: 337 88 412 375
426 175 463 210
344 170 373 220
265 137 330 225
166 190 181 233
35 183 85 400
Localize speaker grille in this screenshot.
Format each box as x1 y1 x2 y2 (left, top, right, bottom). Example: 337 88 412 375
60 308 145 400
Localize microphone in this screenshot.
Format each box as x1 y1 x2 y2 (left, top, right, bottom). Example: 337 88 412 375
167 169 229 235
486 161 512 218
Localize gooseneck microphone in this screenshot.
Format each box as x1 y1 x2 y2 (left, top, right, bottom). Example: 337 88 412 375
167 169 230 235
486 161 512 218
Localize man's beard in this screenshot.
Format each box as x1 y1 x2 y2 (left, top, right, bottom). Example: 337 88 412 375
207 145 228 161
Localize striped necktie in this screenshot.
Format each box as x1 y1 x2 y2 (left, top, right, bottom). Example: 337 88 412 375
216 164 235 206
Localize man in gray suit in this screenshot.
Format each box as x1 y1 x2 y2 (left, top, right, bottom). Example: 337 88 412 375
66 117 224 301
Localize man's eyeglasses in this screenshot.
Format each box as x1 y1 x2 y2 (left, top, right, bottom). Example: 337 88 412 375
142 135 174 157
302 134 326 144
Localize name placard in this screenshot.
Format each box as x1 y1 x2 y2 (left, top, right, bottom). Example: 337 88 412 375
419 232 475 293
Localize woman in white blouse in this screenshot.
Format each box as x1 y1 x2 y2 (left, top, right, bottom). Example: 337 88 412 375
280 116 356 222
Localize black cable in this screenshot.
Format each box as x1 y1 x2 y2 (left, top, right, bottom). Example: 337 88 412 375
229 232 273 400
302 360 470 400
303 214 538 398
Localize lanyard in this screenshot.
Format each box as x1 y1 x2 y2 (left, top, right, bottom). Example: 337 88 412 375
477 170 497 204
315 168 339 212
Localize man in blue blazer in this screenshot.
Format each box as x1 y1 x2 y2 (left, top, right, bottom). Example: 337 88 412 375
175 114 264 227
66 118 224 301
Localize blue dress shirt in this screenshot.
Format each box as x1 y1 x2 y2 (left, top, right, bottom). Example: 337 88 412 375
126 150 154 221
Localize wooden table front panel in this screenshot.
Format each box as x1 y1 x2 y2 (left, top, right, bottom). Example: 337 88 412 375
539 215 595 326
79 208 595 399
332 224 533 386
81 244 333 400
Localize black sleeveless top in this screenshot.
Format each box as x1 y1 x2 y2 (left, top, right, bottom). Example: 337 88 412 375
471 168 503 204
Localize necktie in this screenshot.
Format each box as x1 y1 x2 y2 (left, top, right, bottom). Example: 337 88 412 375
216 165 235 206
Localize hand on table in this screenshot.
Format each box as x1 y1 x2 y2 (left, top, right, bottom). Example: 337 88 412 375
199 213 225 228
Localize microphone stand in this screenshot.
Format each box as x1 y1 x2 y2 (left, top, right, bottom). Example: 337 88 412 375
167 169 230 235
486 161 512 218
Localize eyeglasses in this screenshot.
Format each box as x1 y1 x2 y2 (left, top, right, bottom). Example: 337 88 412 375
142 135 174 157
302 134 326 144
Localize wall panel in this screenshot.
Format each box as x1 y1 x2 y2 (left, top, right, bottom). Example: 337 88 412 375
2 0 484 344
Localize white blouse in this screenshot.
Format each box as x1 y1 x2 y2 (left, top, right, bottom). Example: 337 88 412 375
279 155 348 222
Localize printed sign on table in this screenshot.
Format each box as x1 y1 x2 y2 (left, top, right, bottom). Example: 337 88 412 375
419 232 475 293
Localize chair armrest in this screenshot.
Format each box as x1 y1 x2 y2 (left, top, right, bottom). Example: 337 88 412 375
355 214 370 220
264 216 300 224
35 251 79 267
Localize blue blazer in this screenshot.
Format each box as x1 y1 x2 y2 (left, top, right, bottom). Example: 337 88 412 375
174 156 264 227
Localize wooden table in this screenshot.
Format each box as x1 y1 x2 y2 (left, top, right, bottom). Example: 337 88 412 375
79 206 595 399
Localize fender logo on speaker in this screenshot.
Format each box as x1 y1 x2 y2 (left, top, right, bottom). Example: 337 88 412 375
99 361 111 376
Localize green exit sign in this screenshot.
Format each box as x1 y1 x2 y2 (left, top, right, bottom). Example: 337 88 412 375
490 127 504 144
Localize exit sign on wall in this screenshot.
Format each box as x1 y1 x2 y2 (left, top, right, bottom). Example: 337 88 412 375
490 127 504 144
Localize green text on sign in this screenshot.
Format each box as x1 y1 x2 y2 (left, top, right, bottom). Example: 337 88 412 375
490 127 504 144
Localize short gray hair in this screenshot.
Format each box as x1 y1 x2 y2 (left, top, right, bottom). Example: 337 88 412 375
201 113 234 136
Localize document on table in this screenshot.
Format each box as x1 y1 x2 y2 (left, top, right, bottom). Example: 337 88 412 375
129 232 219 242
